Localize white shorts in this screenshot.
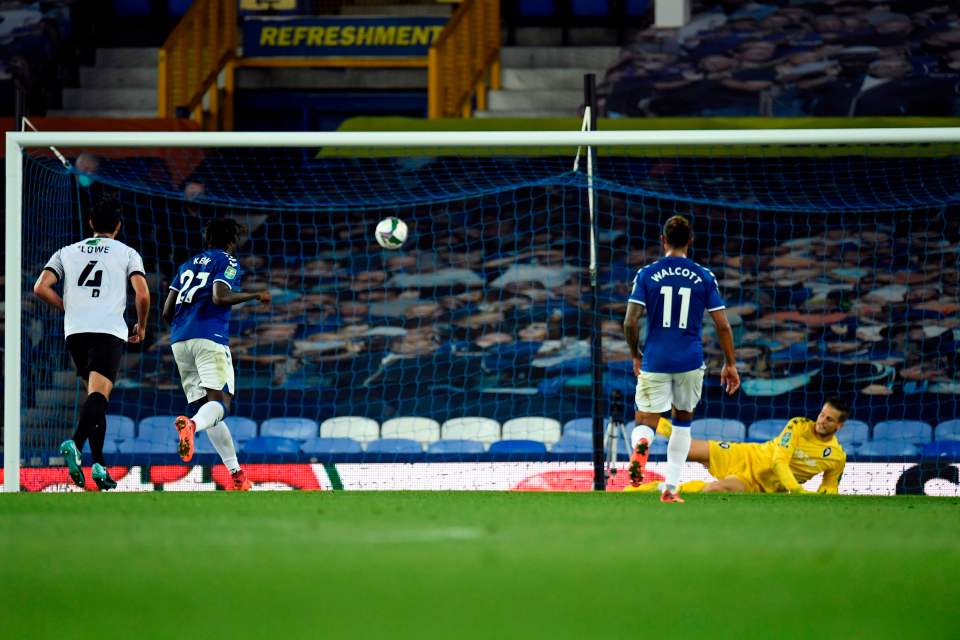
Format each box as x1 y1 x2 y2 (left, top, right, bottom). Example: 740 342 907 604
171 338 235 404
634 365 705 414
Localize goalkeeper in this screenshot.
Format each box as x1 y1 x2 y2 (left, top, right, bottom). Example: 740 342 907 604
627 398 849 494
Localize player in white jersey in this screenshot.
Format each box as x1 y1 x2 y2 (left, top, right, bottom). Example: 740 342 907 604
33 199 150 490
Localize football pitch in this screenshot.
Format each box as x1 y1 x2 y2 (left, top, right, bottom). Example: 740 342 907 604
1 492 958 639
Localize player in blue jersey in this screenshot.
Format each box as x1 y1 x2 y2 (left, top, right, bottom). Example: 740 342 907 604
622 215 740 503
161 218 271 491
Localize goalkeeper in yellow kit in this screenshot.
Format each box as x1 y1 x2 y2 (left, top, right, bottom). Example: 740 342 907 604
628 398 849 494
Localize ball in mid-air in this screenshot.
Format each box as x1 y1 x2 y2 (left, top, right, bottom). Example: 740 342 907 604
375 217 408 250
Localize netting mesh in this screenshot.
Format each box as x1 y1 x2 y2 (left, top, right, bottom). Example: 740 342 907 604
6 142 959 494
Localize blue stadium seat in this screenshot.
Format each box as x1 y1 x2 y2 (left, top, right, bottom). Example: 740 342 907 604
427 440 486 455
119 439 171 455
101 440 119 455
301 437 363 455
489 440 548 455
747 419 786 442
572 0 609 17
195 433 218 454
562 418 593 436
856 439 920 458
935 420 960 442
693 419 746 442
872 420 933 444
552 434 593 454
366 438 423 454
837 420 870 447
137 415 178 441
922 441 960 458
106 415 135 442
225 417 259 442
260 417 318 440
242 436 302 455
650 438 668 455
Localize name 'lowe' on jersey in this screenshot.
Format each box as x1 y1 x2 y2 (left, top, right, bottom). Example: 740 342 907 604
628 256 725 373
169 249 242 346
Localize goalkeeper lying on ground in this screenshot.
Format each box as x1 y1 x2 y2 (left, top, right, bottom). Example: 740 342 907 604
627 398 849 495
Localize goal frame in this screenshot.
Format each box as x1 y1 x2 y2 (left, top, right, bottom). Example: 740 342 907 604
6 126 960 492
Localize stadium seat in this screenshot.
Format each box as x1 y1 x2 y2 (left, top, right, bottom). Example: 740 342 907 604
426 439 486 455
194 433 218 455
320 416 380 444
381 417 441 446
551 435 593 454
502 417 562 446
837 420 870 447
935 420 960 442
101 440 119 455
366 438 423 454
562 418 592 436
301 437 363 455
242 436 302 455
921 441 960 458
490 440 549 455
226 417 259 442
856 439 920 458
441 417 501 445
693 418 746 442
872 420 933 444
119 439 171 455
650 438 668 455
106 415 135 442
259 417 318 440
137 415 178 441
746 419 785 442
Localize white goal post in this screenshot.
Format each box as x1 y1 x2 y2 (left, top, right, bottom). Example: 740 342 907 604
5 126 960 492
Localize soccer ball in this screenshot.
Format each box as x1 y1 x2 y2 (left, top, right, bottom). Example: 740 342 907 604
375 217 407 250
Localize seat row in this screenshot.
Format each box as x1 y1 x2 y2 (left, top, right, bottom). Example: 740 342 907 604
99 415 960 457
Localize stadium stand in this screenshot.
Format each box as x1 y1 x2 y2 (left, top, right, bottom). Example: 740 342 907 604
935 419 960 441
427 439 487 455
320 416 381 444
367 438 424 454
603 0 960 117
301 437 364 455
243 436 302 455
692 418 747 441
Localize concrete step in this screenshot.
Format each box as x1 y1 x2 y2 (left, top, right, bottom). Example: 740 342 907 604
80 66 157 89
487 89 582 111
345 4 453 16
35 388 79 408
62 87 156 110
500 46 620 69
501 67 603 90
511 27 619 47
95 47 158 68
475 109 578 118
46 108 160 118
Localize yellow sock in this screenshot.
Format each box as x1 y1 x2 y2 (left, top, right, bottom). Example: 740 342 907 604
657 417 673 438
623 480 661 493
680 480 707 493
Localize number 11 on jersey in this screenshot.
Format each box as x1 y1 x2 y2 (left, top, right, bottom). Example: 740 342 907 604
659 285 692 329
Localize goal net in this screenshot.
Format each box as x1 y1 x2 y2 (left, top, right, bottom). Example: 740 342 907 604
4 129 959 495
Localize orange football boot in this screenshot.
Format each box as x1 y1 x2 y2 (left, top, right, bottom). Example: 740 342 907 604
660 488 685 504
628 438 650 487
174 416 196 462
231 468 253 491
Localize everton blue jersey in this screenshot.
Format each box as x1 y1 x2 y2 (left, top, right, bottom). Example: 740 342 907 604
628 256 725 373
169 249 242 346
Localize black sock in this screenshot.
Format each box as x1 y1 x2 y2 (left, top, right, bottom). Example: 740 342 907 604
80 392 109 466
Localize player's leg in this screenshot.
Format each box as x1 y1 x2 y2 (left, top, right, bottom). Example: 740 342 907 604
183 340 250 490
661 366 705 501
630 371 672 486
702 476 749 493
83 335 124 490
171 340 205 462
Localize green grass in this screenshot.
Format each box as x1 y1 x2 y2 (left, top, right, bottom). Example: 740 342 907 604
2 492 958 639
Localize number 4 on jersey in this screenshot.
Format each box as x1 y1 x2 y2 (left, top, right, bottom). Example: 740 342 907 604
77 260 103 297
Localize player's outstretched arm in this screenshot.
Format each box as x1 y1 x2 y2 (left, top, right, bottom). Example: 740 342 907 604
33 270 64 312
623 302 644 376
818 453 846 494
129 274 150 343
211 282 271 308
771 419 809 494
708 309 740 395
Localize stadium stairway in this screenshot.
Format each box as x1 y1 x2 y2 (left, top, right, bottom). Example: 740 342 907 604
475 46 619 118
47 48 157 118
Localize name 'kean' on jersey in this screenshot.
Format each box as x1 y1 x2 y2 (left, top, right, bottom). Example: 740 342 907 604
169 249 242 346
43 237 145 341
628 256 725 373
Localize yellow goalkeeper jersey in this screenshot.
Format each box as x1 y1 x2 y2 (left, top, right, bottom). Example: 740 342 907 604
750 417 846 493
